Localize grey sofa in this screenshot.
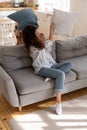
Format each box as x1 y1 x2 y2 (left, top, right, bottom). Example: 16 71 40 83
0 35 87 111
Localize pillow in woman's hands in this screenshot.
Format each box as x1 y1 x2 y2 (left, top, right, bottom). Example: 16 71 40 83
7 9 38 30
51 9 79 36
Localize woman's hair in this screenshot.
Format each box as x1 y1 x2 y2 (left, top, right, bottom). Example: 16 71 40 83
22 25 45 53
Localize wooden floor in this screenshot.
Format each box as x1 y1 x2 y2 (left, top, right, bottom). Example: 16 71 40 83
0 87 87 130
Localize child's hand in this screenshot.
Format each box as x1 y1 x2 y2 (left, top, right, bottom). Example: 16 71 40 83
49 23 55 41
50 23 55 34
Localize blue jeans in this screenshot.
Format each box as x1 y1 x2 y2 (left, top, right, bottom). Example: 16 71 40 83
38 62 72 93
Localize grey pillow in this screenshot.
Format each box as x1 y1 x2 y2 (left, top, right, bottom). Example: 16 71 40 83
7 9 39 30
55 35 87 62
0 45 32 72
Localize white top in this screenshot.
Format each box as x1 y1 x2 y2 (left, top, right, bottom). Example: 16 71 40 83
30 40 56 73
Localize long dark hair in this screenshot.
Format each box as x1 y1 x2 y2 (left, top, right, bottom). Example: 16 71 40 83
22 25 45 53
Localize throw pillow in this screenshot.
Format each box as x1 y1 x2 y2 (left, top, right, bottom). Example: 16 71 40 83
51 9 79 36
7 9 39 30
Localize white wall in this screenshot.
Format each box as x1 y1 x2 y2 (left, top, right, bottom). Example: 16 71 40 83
70 0 87 36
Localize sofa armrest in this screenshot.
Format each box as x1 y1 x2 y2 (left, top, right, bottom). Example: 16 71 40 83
0 66 19 107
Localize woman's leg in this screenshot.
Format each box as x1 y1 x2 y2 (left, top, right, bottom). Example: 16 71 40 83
38 67 65 90
56 92 62 115
56 92 61 103
51 61 72 74
38 67 65 115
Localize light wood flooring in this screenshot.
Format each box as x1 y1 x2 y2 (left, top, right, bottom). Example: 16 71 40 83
0 87 87 130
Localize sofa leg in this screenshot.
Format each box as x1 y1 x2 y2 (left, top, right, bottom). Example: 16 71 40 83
19 106 22 112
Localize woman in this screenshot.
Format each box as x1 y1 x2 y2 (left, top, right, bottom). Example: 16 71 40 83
22 23 72 115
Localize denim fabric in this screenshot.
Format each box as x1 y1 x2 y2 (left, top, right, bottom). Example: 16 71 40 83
38 62 72 92
51 61 72 74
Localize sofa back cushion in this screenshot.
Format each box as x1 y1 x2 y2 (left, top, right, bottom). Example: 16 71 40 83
0 45 32 72
55 35 87 62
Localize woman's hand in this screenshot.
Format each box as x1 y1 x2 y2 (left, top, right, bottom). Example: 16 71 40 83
49 23 55 41
50 23 55 33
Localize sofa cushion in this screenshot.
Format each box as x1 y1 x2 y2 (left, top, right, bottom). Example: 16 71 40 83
9 68 54 95
64 55 87 79
65 70 76 84
9 68 76 95
55 35 87 62
7 9 38 30
0 45 32 72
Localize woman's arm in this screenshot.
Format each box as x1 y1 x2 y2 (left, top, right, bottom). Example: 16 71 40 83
14 23 24 45
49 23 55 41
15 30 24 45
45 23 55 52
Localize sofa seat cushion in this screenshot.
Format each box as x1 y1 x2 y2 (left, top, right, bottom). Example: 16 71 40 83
65 55 87 79
9 68 76 95
65 70 76 83
9 68 54 95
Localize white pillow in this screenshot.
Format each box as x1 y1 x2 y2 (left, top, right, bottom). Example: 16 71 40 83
51 9 79 36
